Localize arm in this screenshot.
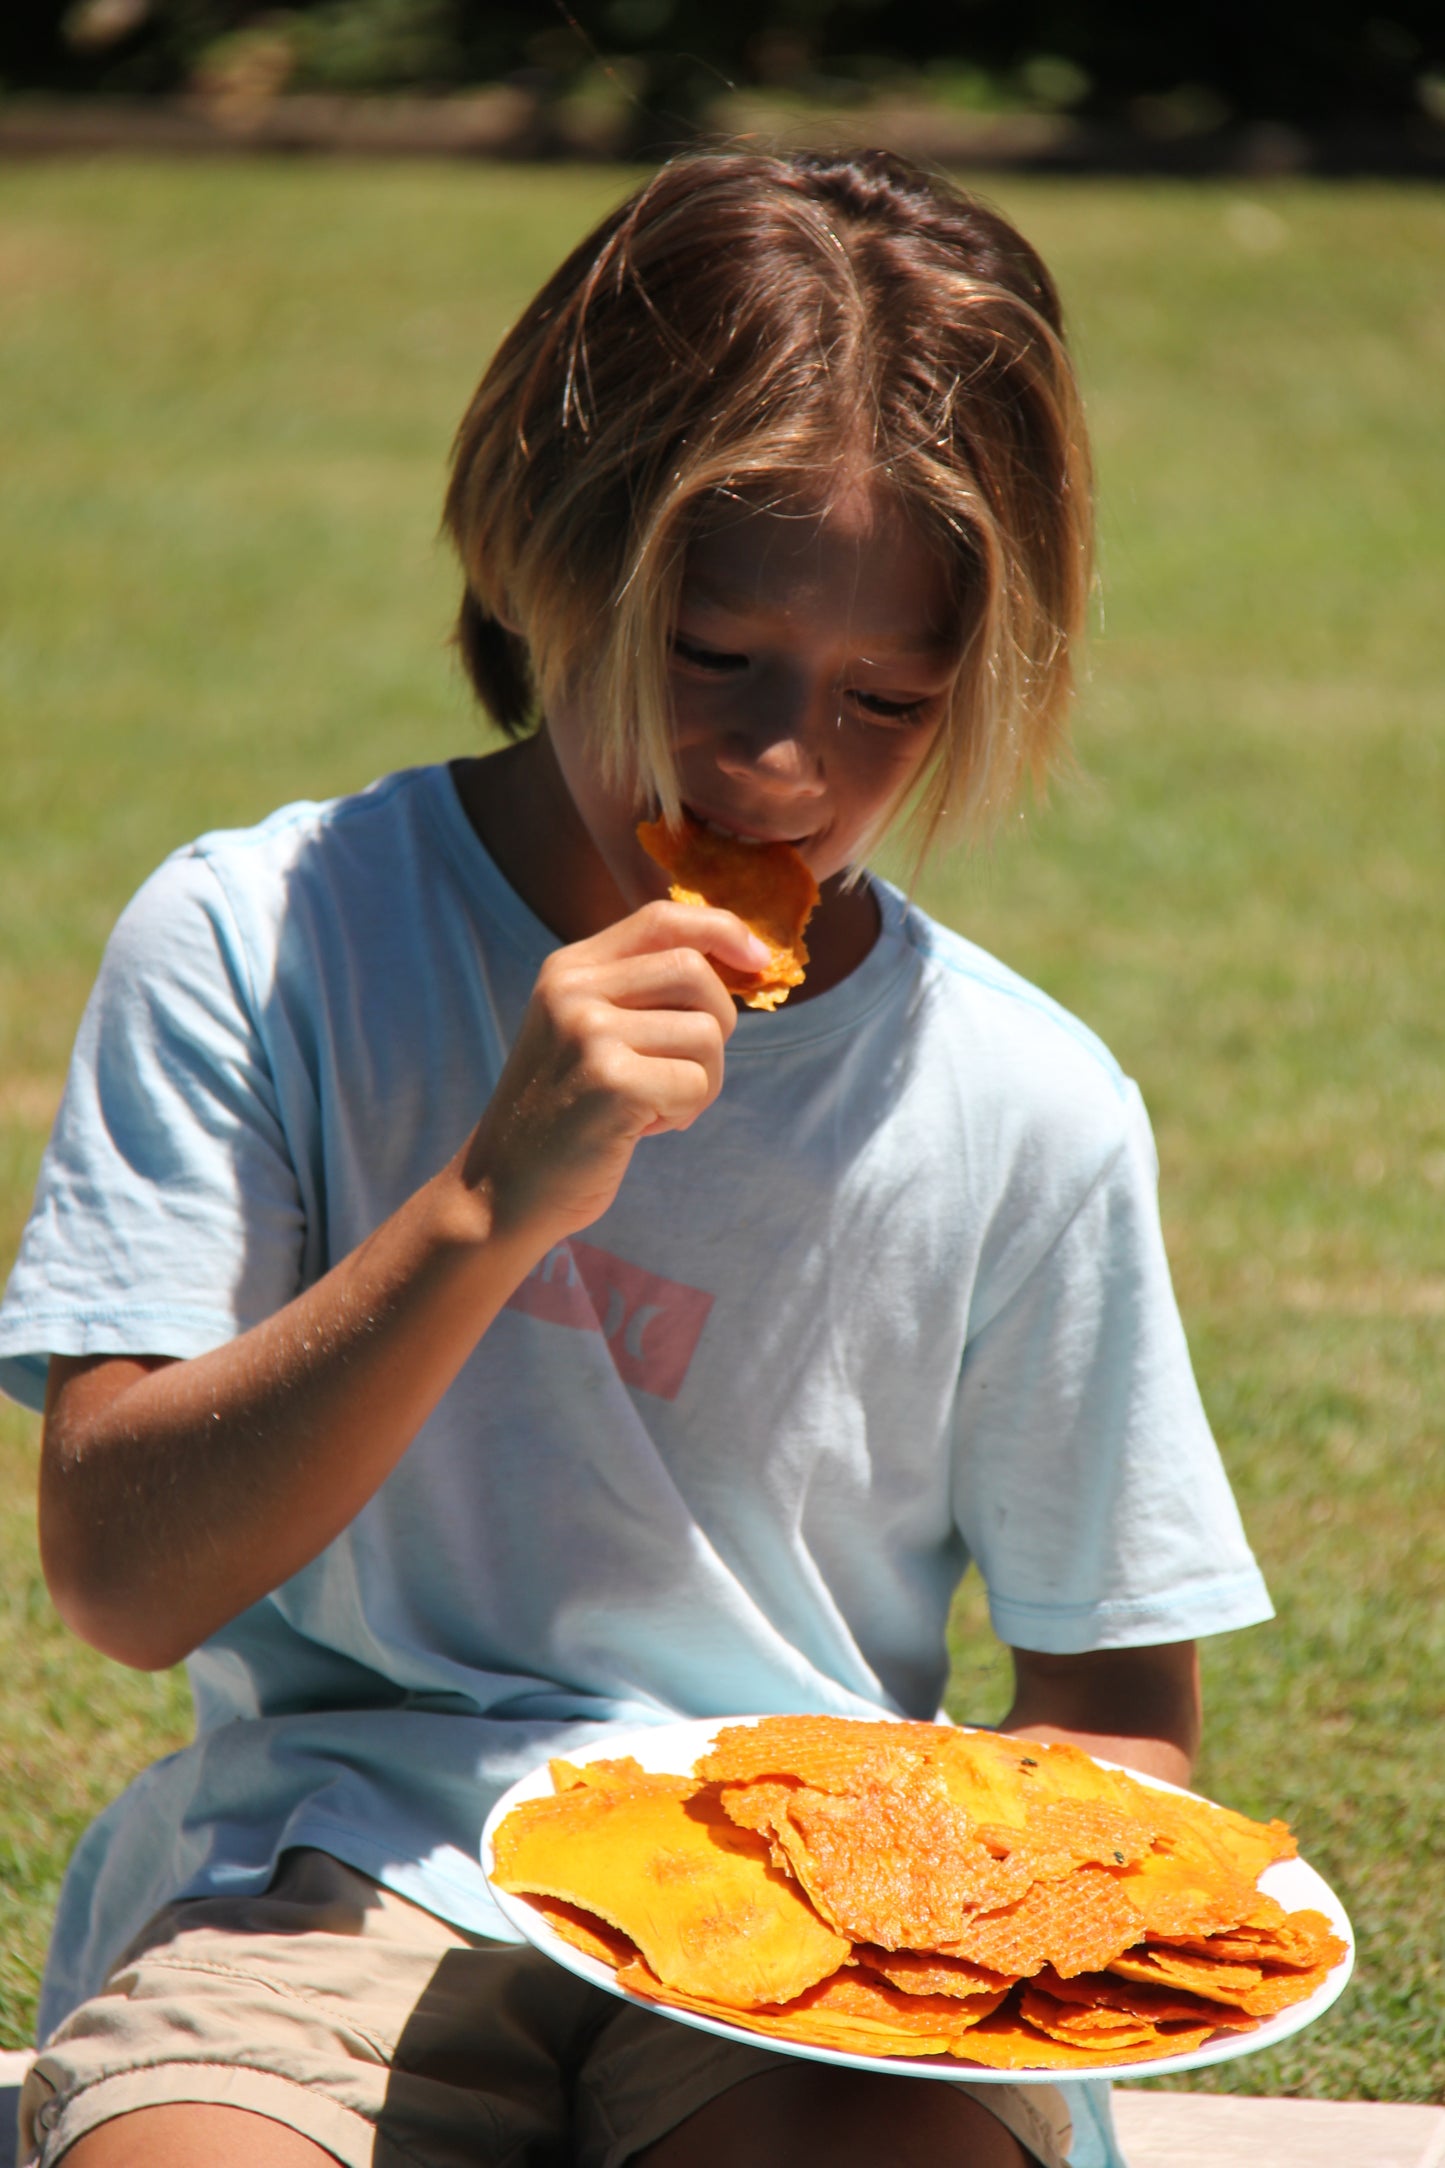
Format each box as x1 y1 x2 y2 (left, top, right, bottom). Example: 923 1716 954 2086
41 901 772 1673
1000 1640 1201 1787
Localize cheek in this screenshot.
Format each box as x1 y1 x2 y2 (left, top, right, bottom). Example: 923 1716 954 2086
844 725 941 807
666 673 733 744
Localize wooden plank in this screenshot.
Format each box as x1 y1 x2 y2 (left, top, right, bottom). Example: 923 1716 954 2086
1112 2092 1445 2168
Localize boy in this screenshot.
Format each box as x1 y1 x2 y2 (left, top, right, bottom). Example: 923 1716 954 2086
2 150 1271 2168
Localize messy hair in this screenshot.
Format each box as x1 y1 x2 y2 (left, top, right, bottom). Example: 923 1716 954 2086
444 147 1093 851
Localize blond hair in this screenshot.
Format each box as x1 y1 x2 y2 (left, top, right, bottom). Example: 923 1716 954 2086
444 148 1093 851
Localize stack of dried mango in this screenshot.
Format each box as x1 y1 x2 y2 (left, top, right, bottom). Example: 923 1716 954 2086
490 1715 1346 2069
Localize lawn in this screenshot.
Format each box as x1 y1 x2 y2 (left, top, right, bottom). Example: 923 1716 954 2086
1 160 1441 2101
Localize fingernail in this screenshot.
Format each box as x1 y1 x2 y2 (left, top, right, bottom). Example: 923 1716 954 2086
743 933 773 966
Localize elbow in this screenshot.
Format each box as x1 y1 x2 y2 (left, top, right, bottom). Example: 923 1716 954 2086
40 1354 201 1670
83 1612 196 1675
39 1492 197 1674
42 1548 196 1673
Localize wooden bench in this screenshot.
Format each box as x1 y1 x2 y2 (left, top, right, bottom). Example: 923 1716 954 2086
1111 2091 1445 2168
3 2053 1442 2167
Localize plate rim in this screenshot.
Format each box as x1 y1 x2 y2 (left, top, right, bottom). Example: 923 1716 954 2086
480 1713 1354 2087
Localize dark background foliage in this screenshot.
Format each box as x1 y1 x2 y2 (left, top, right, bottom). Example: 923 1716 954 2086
4 0 1443 141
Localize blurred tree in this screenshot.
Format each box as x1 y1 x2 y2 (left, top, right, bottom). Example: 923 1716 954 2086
2 0 1441 143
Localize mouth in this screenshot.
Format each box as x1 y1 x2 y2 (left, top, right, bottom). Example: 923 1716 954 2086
681 802 814 851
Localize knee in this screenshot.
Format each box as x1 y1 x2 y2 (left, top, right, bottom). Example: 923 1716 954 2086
633 2062 1033 2167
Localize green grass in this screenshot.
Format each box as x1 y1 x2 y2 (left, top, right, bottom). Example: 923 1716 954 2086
1 165 1441 2102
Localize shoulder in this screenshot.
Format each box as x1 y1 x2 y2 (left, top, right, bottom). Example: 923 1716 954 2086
110 767 458 996
891 890 1124 1091
878 885 1142 1188
865 888 1164 1320
182 765 451 910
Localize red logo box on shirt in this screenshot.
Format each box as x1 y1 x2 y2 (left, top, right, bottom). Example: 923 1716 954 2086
507 1239 714 1401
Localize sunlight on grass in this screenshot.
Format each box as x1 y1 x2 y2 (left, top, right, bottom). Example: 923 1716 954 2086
1 164 1441 2096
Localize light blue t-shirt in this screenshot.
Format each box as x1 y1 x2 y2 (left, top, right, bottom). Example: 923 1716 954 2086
0 766 1272 2106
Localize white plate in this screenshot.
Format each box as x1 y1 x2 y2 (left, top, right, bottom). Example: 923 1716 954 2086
481 1715 1354 2086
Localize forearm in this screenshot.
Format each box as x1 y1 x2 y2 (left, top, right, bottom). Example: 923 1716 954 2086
41 898 765 1672
1000 1642 1201 1786
41 1148 548 1670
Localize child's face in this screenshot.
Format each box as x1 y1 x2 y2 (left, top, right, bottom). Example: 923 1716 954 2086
547 483 960 916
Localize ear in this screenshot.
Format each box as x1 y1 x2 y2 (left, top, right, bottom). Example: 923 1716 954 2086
456 591 536 735
491 591 523 636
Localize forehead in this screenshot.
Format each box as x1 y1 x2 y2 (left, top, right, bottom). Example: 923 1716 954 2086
681 486 958 658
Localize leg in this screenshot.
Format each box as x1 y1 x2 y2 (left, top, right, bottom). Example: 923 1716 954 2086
29 1861 626 2168
59 2104 341 2167
631 2063 1034 2168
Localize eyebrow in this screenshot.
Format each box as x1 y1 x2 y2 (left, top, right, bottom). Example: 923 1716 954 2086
681 574 960 661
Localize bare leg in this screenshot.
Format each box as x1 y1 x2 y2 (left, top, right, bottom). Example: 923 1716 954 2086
631 2064 1034 2168
59 2104 342 2168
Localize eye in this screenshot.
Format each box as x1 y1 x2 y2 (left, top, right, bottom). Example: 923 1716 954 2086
850 689 933 725
671 633 747 674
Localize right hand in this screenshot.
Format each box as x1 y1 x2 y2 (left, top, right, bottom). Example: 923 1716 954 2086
460 899 774 1247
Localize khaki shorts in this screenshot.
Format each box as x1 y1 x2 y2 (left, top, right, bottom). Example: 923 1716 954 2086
20 1850 1073 2168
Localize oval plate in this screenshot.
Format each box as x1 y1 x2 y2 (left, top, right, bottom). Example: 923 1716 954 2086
481 1715 1354 2085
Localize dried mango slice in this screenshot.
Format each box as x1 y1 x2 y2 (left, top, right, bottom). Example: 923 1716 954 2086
1233 1960 1342 2019
1106 1942 1338 2022
853 1946 1016 2000
637 814 819 1010
1147 1788 1297 1882
617 1956 1003 2057
1152 1906 1344 1972
1031 1965 1258 2030
928 1742 1036 1825
1021 1798 1159 1872
703 1716 1041 1804
492 1778 849 2008
548 1756 666 1794
744 1778 1039 1947
708 1719 1157 1843
1106 1945 1266 2002
941 1864 1146 1979
1108 1840 1257 1939
973 1736 1166 1825
703 1716 942 1792
703 1723 1294 1878
525 1894 640 1969
957 1799 1160 1902
717 1778 800 1841
951 2002 1218 2071
978 1737 1293 1896
1117 1936 1335 1996
1019 1984 1176 2050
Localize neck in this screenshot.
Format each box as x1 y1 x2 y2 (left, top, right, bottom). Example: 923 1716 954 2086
450 735 626 945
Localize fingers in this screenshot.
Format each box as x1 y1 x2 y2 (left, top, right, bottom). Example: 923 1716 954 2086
467 900 773 1248
533 902 769 1116
585 1002 730 1072
558 945 739 1034
571 1036 725 1136
579 898 774 989
535 904 767 1046
533 973 730 1125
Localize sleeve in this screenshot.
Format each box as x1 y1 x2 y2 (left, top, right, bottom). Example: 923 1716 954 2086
0 846 309 1411
950 1081 1273 1653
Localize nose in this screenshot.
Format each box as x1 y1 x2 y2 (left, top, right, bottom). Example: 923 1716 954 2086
714 683 829 798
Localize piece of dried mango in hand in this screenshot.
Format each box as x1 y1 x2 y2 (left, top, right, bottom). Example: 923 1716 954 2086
637 813 819 1010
